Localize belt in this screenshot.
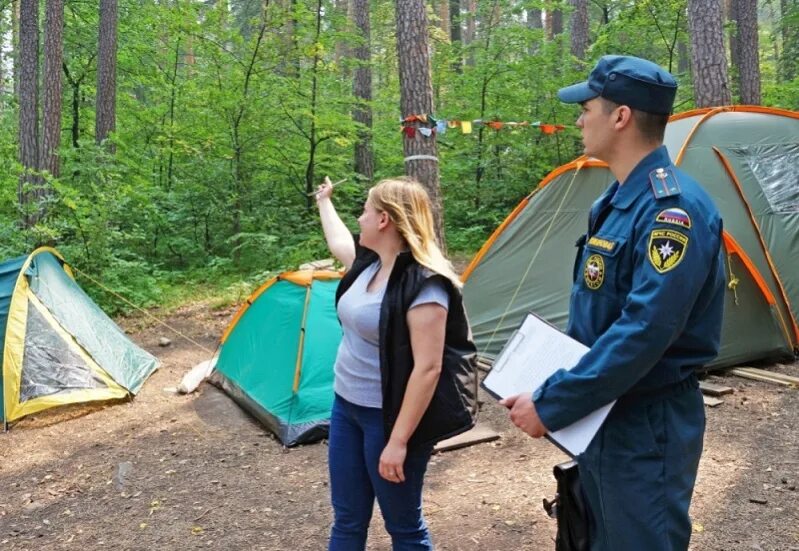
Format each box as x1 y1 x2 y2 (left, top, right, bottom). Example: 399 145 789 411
616 373 699 408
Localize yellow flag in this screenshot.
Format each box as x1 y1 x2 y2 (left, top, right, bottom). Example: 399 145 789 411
461 121 472 134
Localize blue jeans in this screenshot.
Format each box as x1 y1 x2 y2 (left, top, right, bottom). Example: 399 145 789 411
328 394 434 551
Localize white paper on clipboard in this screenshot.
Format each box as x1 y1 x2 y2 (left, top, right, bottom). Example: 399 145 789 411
483 312 615 457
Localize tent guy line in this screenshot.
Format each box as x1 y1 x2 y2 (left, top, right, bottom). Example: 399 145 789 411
70 264 216 355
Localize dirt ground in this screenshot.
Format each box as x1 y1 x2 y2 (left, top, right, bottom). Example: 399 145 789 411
1 301 798 550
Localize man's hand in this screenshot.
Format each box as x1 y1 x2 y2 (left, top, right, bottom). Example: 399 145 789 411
500 393 548 438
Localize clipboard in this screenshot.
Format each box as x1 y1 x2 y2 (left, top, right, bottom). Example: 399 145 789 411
481 312 614 457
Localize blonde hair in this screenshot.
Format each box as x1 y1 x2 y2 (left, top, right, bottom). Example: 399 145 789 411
368 177 462 288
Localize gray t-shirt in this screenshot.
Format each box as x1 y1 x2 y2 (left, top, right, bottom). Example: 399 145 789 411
334 261 450 408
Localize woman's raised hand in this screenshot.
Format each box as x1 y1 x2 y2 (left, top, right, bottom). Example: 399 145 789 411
315 176 334 203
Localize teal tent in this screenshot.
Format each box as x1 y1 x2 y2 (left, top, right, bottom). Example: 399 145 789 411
211 270 342 446
2 247 159 425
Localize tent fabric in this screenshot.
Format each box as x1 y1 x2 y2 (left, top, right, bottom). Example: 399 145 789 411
463 106 798 370
212 271 342 446
0 255 27 409
1 247 158 424
29 252 158 393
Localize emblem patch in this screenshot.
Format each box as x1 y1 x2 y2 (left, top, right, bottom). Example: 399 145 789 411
656 208 692 229
583 254 605 290
648 229 689 273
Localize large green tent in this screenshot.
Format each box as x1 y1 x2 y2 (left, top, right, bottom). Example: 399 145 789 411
463 106 799 369
1 247 159 426
211 270 342 446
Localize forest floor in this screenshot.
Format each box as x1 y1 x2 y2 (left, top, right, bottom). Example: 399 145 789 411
1 300 798 551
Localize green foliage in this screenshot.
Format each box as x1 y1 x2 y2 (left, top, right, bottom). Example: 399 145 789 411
0 0 795 315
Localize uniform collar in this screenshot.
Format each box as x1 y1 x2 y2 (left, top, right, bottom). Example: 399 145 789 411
610 145 672 210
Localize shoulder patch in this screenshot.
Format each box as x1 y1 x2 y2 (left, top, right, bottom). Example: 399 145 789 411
649 167 681 200
655 207 692 229
648 229 688 273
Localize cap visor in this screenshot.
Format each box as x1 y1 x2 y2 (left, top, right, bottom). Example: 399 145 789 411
557 82 598 104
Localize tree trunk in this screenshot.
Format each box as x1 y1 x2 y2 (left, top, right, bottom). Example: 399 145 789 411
437 0 450 37
63 62 83 148
303 0 324 208
726 0 739 78
569 0 588 60
463 0 475 66
546 6 563 39
731 0 760 104
395 0 444 243
41 0 65 178
449 0 462 73
18 0 38 228
527 7 542 29
677 40 690 75
351 0 373 181
687 0 731 107
12 0 20 100
96 0 117 150
780 0 797 81
527 7 542 55
334 0 349 66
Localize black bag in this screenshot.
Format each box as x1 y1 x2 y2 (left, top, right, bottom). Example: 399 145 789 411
542 460 589 551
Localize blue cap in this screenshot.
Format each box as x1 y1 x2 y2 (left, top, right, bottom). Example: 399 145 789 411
557 55 677 115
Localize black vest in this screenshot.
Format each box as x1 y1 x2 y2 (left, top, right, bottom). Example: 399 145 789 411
335 237 478 450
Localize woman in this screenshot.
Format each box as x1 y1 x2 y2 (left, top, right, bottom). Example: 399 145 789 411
316 176 478 550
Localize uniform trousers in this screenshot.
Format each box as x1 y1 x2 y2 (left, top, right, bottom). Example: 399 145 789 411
577 376 705 551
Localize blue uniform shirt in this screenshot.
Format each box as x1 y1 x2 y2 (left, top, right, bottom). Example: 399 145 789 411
534 146 726 432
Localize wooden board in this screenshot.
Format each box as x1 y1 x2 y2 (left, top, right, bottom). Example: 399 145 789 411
434 423 500 453
734 366 799 385
729 368 793 386
703 395 724 407
699 381 734 396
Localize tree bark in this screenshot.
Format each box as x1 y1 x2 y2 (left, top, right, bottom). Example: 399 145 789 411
569 0 588 60
527 7 542 29
780 0 797 81
18 0 38 227
449 0 462 73
395 0 444 243
677 40 690 75
42 0 65 178
12 0 20 100
546 6 563 39
334 0 349 66
527 7 542 55
731 0 761 104
96 0 118 150
726 0 739 79
351 0 373 181
687 0 731 107
437 0 450 37
463 0 475 66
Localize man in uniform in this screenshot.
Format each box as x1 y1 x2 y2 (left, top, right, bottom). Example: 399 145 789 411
501 55 726 550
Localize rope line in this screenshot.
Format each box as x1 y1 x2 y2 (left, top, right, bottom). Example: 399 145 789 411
70 265 217 355
480 164 585 358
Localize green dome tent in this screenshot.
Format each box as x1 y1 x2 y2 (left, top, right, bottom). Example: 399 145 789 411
1 247 159 427
463 106 799 369
211 270 342 446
